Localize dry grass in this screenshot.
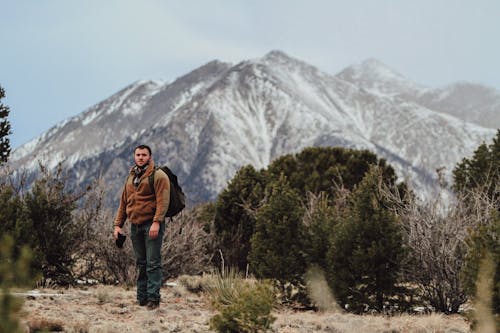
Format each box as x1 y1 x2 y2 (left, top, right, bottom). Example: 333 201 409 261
19 282 473 333
273 311 472 333
20 284 212 333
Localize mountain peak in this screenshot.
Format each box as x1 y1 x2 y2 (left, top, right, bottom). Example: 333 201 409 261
259 50 308 68
337 58 424 96
254 50 326 82
344 58 406 81
263 50 291 60
360 57 391 68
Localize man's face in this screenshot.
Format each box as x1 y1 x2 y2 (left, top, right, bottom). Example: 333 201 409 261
134 148 151 167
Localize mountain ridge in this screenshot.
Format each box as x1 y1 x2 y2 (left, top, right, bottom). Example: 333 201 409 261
10 50 498 208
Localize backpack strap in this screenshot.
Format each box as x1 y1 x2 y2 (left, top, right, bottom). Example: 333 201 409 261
148 167 158 195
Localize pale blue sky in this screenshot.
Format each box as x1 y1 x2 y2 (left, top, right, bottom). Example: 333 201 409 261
2 0 499 148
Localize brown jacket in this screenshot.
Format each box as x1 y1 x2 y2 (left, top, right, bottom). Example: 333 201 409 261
114 160 170 227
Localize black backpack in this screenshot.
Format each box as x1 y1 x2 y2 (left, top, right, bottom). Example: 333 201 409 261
148 165 186 219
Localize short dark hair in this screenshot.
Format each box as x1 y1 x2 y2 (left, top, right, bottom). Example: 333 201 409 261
134 144 152 155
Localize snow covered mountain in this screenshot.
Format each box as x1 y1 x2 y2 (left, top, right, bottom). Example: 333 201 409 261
338 59 500 129
10 51 497 209
416 83 500 129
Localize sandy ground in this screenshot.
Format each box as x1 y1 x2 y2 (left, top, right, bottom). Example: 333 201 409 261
19 284 473 333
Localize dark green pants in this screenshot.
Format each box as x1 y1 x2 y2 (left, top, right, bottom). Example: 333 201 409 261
131 220 165 303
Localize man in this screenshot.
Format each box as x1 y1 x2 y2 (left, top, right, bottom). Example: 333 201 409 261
114 144 170 310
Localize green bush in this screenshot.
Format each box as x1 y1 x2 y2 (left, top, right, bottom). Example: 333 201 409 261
249 176 306 289
302 192 344 270
1 162 98 286
326 166 408 313
454 130 499 315
453 129 499 205
0 183 24 247
214 165 266 271
0 234 37 333
266 146 398 198
205 269 276 333
213 146 402 274
22 164 81 285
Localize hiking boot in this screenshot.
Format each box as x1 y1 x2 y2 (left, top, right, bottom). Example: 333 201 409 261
147 300 160 310
138 299 148 306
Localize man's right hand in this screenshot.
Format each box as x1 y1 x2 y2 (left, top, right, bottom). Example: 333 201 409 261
113 226 122 240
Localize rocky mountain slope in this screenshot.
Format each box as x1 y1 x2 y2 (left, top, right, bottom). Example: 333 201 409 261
338 58 500 129
10 51 497 209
